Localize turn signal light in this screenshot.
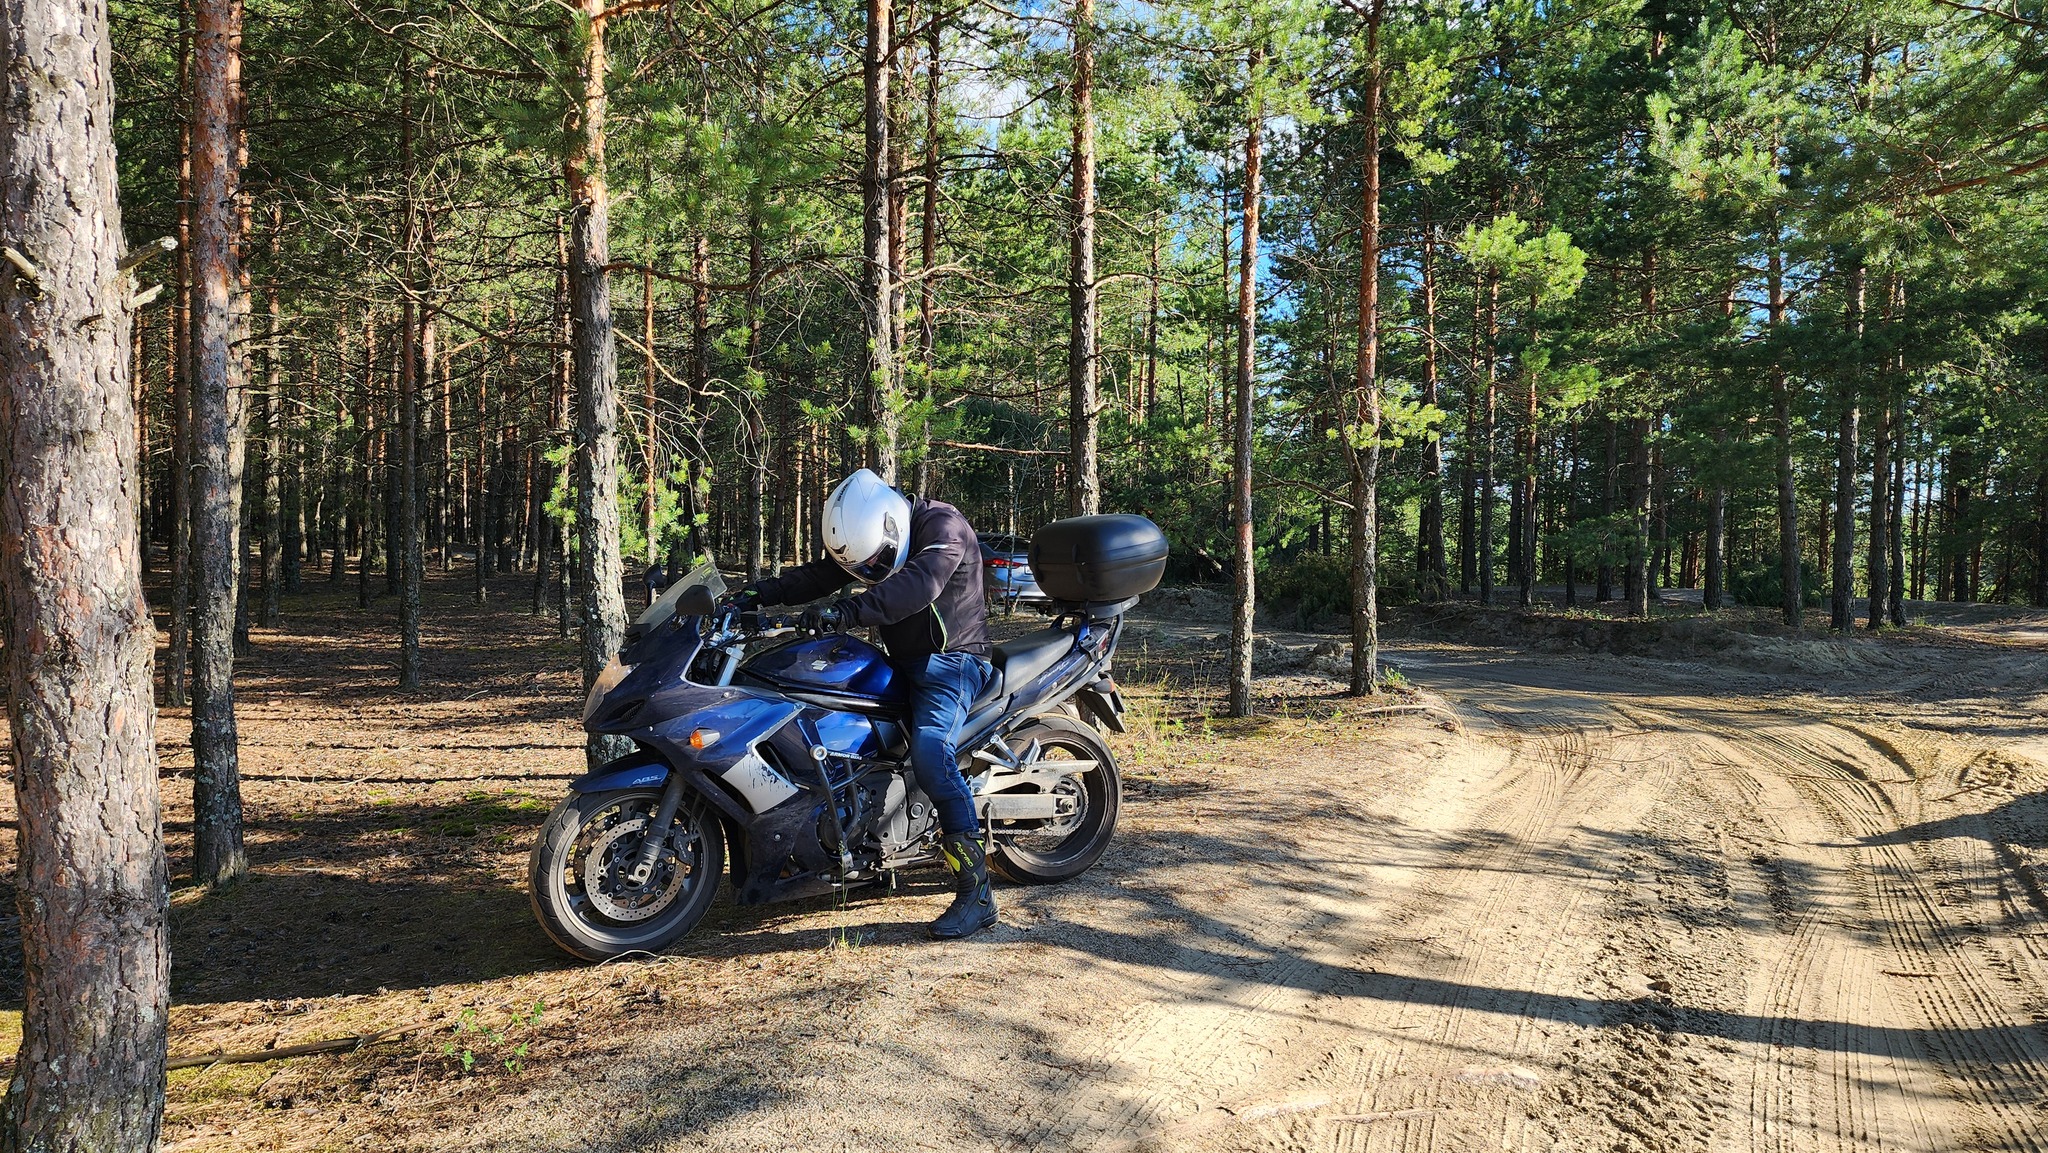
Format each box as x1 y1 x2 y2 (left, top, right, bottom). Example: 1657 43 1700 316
690 728 721 750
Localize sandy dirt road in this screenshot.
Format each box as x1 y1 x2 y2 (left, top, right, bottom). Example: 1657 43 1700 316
419 620 2048 1153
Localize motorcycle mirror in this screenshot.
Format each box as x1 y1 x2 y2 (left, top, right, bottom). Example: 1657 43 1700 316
675 584 717 618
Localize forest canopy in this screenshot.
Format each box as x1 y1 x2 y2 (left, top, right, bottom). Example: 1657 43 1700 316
111 0 2048 662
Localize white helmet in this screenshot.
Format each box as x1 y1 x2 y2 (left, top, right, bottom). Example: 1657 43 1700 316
821 468 912 583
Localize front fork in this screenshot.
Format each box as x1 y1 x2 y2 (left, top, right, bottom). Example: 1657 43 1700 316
626 771 689 886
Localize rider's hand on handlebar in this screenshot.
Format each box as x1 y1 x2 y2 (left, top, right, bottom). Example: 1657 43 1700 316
725 586 763 613
799 601 849 635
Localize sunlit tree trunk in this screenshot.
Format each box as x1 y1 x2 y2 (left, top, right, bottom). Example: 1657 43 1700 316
1831 251 1865 631
168 0 194 705
567 0 629 764
1342 15 1385 696
190 0 249 886
862 0 899 480
1067 0 1099 515
1 0 170 1141
1417 215 1446 601
1226 49 1262 719
1769 210 1801 626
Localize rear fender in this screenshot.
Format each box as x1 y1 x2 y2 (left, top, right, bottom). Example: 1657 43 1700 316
1073 678 1128 733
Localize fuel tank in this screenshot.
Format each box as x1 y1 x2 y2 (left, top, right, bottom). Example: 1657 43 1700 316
741 634 902 707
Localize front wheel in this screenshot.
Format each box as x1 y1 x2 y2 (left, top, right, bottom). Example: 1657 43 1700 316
528 785 725 961
989 715 1122 884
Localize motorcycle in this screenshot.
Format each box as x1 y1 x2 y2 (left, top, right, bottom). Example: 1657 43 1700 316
527 514 1169 961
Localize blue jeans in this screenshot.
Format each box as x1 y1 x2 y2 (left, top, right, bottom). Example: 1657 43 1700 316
907 652 995 838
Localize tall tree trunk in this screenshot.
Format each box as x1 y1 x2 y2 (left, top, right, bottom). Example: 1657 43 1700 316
1067 0 1099 515
746 205 768 580
915 17 942 494
1866 276 1893 630
1628 416 1652 617
641 261 658 568
1478 269 1499 606
1890 416 1908 622
168 0 194 706
1144 216 1160 425
537 216 570 616
189 0 248 887
259 206 282 626
1769 214 1801 626
684 232 709 561
567 0 629 765
0 0 170 1139
1418 215 1446 601
1705 430 1728 610
398 57 424 690
862 0 899 480
1832 258 1864 631
1345 18 1385 696
1226 50 1262 719
1516 290 1540 608
1459 275 1480 596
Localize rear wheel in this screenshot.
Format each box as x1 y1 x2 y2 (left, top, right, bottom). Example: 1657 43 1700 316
988 715 1121 884
528 786 725 961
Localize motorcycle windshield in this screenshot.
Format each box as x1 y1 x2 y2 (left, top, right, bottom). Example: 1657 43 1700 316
631 557 728 637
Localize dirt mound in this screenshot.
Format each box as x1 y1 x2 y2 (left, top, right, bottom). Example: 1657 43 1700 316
1390 602 1924 680
1139 585 1235 622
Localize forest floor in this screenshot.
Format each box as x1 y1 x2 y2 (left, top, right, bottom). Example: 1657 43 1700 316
2 569 2047 1152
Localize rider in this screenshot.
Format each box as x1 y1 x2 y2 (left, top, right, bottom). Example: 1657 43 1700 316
733 468 1000 940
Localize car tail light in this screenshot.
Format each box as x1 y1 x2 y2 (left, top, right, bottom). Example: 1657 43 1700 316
988 558 1015 569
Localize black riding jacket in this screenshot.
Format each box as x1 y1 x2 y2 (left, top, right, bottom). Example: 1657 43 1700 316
753 497 991 670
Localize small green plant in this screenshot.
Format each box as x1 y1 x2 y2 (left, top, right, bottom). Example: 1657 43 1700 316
1381 665 1409 690
441 1000 545 1075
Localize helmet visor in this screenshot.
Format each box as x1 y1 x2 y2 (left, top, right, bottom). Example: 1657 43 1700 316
845 542 898 584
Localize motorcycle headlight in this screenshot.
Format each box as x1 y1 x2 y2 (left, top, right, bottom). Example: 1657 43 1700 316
583 656 635 723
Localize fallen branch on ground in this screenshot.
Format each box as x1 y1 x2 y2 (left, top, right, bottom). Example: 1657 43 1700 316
165 1019 441 1071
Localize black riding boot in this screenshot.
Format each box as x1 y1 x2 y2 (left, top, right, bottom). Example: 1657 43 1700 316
930 834 998 940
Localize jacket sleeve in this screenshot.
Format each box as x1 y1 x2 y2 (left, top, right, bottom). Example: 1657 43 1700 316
841 507 972 628
753 556 850 606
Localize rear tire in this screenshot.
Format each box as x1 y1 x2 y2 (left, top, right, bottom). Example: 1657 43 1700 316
528 785 725 961
988 715 1121 884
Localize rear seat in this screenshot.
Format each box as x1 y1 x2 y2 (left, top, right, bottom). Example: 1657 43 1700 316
973 626 1075 708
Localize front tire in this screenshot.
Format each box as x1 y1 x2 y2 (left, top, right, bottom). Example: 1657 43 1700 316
989 715 1122 884
528 785 725 961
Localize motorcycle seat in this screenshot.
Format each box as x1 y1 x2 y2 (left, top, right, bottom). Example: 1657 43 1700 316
978 626 1075 707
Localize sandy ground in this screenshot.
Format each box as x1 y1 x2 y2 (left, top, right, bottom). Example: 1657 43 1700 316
4 577 2047 1152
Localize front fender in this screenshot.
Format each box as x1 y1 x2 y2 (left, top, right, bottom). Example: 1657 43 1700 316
568 755 670 794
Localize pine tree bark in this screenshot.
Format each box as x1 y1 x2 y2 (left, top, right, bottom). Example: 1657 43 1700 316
1705 429 1728 610
1226 50 1262 719
398 55 424 689
168 0 194 706
1477 269 1499 606
915 18 942 494
1832 259 1864 631
1344 17 1385 696
1516 290 1540 608
1769 215 1801 626
1418 216 1446 601
259 207 283 627
641 262 658 568
1067 0 1099 516
1628 416 1652 617
1 0 171 1141
1866 273 1895 630
567 0 629 765
190 0 249 886
862 0 899 480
